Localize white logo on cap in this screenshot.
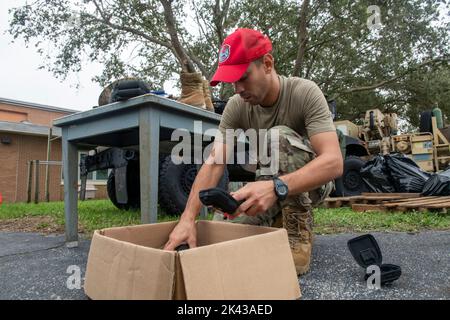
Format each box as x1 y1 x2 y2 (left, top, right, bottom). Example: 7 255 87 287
219 44 231 63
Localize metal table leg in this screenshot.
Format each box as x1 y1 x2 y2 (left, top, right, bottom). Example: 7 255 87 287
62 127 79 247
139 107 160 224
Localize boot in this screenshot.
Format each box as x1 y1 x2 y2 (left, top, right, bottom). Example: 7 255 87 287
178 72 206 109
282 209 314 275
202 80 215 112
98 81 117 106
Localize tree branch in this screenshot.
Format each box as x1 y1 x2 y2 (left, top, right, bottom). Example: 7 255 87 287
306 35 337 53
207 0 231 79
292 0 310 77
90 1 172 49
213 0 230 45
186 1 216 77
178 35 209 76
160 0 196 72
380 97 410 107
333 58 449 99
192 0 214 46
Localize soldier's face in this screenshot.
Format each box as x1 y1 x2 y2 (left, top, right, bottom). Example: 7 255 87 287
233 60 270 105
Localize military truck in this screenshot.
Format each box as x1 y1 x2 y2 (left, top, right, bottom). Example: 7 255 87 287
333 107 450 196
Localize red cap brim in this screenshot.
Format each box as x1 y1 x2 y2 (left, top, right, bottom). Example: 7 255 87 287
209 63 250 86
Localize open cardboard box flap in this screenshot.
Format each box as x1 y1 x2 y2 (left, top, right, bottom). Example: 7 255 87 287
84 220 301 300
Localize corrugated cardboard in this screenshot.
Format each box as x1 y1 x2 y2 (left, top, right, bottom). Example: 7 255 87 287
84 220 301 300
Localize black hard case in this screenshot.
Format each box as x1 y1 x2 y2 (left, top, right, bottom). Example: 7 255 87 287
347 234 402 285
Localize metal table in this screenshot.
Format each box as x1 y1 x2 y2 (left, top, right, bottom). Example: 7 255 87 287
53 94 221 246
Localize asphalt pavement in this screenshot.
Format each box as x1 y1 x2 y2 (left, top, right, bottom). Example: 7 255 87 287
299 231 449 300
0 230 448 300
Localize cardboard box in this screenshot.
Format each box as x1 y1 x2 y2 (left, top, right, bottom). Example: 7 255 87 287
84 220 301 300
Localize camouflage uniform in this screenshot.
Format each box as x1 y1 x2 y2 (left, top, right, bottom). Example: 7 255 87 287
213 125 334 274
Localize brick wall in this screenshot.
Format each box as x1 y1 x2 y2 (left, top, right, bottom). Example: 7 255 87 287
0 101 110 203
0 109 27 122
0 102 69 126
0 133 19 202
16 135 63 202
0 132 110 203
0 133 62 203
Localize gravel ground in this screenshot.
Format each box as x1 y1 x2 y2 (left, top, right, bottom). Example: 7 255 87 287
0 230 448 300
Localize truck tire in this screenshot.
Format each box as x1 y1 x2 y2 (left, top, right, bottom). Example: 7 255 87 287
107 160 140 210
333 156 368 196
159 155 229 216
419 111 433 133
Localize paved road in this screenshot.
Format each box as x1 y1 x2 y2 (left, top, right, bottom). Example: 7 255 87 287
0 231 448 300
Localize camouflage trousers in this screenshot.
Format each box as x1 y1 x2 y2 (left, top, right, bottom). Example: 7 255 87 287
213 125 334 238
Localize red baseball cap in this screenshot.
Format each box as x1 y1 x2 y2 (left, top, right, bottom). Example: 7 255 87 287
210 28 272 86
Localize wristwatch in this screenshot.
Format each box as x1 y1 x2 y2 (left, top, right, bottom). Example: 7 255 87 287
273 177 289 201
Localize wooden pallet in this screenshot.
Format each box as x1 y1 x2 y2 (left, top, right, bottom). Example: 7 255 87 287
325 193 450 213
324 193 421 208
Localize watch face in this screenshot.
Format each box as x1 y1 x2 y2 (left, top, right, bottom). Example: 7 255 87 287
278 185 288 196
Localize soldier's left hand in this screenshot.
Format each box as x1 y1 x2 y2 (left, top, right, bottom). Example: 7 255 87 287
232 180 278 216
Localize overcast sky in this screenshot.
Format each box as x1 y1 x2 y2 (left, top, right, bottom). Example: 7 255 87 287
0 0 105 111
1 0 183 112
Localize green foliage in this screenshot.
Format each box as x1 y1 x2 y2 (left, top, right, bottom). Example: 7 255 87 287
8 0 450 126
403 65 450 127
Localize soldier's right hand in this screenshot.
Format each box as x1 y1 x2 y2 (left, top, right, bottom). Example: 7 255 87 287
163 217 197 251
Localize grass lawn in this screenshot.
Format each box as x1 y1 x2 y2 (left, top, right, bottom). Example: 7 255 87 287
0 199 449 237
313 207 450 234
0 200 170 236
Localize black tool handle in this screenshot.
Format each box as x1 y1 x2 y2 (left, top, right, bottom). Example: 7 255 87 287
175 243 190 251
199 188 244 214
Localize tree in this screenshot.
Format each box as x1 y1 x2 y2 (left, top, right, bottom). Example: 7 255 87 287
403 65 450 127
8 0 450 128
8 0 213 88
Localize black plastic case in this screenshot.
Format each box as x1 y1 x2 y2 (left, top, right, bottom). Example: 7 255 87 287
347 234 402 285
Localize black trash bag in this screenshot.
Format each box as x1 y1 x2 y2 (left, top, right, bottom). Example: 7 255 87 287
360 155 396 193
384 154 431 193
421 168 450 196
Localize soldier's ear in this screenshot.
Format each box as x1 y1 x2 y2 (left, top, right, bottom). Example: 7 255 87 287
263 54 274 74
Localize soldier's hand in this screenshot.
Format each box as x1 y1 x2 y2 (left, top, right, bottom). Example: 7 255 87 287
232 180 278 216
163 218 197 250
